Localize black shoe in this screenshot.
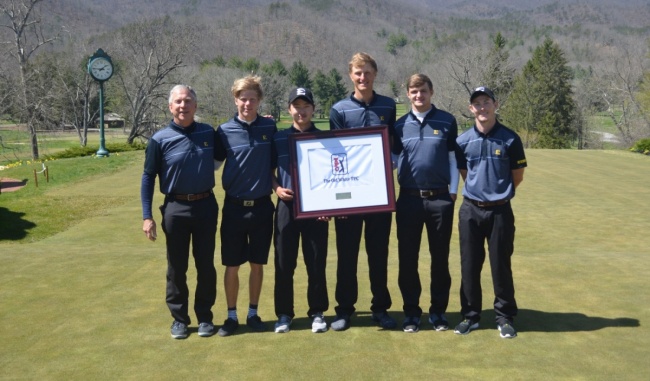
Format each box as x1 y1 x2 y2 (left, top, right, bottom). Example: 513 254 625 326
402 316 420 333
246 315 267 332
198 322 215 337
217 318 239 337
498 322 517 338
371 311 397 329
428 313 449 331
170 321 188 339
331 315 351 331
454 319 479 335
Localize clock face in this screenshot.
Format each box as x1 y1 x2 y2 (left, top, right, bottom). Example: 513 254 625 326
90 58 113 81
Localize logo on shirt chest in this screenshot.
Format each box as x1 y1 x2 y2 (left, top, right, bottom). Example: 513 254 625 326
495 149 501 156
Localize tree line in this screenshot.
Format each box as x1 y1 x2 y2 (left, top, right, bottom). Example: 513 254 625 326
2 0 649 160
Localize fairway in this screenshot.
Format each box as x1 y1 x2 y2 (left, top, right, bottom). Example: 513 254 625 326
1 150 649 380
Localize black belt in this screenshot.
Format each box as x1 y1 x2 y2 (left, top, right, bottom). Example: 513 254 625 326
170 191 212 201
403 188 449 198
465 198 509 207
226 195 270 207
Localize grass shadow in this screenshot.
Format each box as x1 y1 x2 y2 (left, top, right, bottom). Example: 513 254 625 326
517 309 640 332
0 206 36 241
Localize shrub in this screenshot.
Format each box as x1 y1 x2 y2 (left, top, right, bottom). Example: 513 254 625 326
45 142 146 160
630 138 650 155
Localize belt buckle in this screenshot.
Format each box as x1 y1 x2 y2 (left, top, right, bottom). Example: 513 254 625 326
476 200 487 207
243 200 254 207
419 190 432 198
186 194 195 201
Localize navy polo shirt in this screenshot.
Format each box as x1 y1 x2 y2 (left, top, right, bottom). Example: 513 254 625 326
273 124 319 192
140 120 216 219
215 114 277 199
456 121 527 202
393 105 458 189
330 91 396 132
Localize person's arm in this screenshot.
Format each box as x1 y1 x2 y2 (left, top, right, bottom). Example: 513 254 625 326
272 169 294 202
214 126 227 161
141 174 157 241
141 139 161 242
448 152 459 201
459 169 467 182
512 168 525 189
329 107 345 130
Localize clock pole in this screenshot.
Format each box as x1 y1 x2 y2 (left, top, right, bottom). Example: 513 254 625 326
97 80 109 157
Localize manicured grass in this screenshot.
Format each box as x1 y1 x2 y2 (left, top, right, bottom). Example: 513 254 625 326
1 150 649 380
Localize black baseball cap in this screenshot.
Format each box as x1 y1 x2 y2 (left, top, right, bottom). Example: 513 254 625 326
470 87 496 102
288 87 314 105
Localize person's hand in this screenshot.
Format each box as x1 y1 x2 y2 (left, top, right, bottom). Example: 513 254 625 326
317 216 331 222
276 187 294 201
143 218 157 242
450 193 457 202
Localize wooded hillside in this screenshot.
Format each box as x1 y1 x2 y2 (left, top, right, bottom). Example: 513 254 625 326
2 0 649 156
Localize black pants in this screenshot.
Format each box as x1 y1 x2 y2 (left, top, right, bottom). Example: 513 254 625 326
273 200 329 318
161 196 218 325
458 199 517 324
334 212 392 316
396 193 454 318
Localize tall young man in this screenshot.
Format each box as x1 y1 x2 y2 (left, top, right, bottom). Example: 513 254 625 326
329 52 397 331
214 76 277 336
392 74 459 333
455 87 527 339
141 85 218 339
272 88 330 334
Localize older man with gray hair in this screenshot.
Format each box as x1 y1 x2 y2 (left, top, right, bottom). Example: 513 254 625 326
141 84 219 339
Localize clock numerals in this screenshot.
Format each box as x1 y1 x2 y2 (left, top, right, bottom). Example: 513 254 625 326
90 58 113 81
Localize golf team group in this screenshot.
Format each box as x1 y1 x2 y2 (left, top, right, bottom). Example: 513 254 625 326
140 52 528 340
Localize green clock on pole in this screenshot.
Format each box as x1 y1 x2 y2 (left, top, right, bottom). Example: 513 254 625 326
88 48 114 157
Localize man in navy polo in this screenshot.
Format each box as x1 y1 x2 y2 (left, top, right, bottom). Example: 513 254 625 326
329 52 397 331
455 87 527 339
392 74 459 333
141 85 219 339
214 75 277 336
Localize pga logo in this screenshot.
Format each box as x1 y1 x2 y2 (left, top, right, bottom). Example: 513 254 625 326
331 153 348 175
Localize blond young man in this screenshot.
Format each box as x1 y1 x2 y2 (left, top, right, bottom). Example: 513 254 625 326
329 52 397 331
214 76 277 336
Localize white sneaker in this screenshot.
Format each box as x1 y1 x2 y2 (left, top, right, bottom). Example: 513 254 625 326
311 313 328 333
274 315 292 333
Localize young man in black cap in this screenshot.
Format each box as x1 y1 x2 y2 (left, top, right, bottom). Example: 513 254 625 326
272 88 330 333
455 87 527 338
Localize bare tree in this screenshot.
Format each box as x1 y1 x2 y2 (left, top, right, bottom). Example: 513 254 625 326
593 44 650 145
1 0 59 159
109 17 195 143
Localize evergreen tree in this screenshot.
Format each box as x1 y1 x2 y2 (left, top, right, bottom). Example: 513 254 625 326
288 60 312 89
312 68 347 113
261 59 288 77
501 38 576 148
482 32 515 105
